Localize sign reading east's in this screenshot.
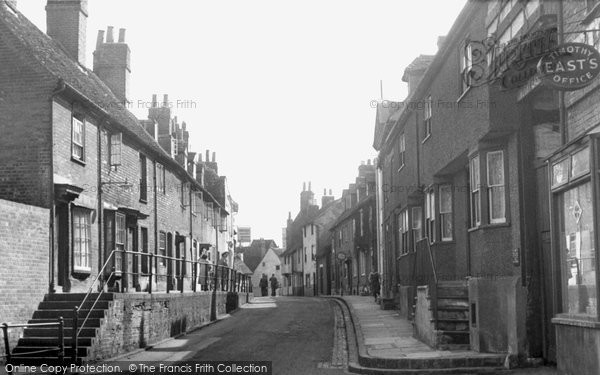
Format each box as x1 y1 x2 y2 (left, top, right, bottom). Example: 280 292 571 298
538 43 600 90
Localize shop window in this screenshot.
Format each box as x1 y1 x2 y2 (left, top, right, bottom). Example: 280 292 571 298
487 151 506 224
439 185 453 240
470 156 481 227
558 182 596 317
72 207 91 272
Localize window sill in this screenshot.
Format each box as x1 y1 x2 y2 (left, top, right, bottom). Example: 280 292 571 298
139 198 148 204
72 268 91 277
71 156 86 166
468 222 510 232
552 314 600 329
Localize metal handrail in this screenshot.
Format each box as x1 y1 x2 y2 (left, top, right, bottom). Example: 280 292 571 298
71 248 250 363
1 318 64 362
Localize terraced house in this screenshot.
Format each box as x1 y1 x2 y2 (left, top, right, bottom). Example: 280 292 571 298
373 1 600 374
329 161 377 296
0 0 242 364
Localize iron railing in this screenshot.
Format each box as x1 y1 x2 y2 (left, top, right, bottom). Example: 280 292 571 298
71 249 251 364
1 318 65 363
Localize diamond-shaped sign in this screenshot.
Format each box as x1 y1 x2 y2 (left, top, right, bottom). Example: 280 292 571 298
573 200 582 223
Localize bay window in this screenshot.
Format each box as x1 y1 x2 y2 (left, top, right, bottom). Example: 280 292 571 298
470 156 481 227
439 185 453 241
487 151 506 223
425 189 436 244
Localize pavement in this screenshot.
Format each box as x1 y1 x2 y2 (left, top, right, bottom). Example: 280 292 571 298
334 295 560 375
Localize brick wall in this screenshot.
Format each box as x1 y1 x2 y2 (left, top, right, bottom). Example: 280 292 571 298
0 26 54 208
89 291 234 360
0 199 49 358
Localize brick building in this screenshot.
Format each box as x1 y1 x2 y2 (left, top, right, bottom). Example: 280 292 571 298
0 0 239 361
329 162 377 296
373 0 600 373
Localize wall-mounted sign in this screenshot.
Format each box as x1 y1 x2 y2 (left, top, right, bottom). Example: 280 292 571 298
537 43 600 91
336 252 347 261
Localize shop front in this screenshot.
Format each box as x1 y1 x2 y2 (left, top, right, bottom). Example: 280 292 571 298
548 135 600 375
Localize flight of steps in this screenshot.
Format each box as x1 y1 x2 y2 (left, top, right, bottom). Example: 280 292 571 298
434 281 470 350
8 293 113 365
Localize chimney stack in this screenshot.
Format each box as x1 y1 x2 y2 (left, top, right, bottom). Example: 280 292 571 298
46 0 88 65
93 25 131 104
300 182 316 211
321 188 335 207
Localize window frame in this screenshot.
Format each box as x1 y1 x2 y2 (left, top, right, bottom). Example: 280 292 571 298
156 163 166 194
411 206 422 252
398 133 406 170
115 212 126 274
470 155 482 228
487 150 507 224
71 116 86 162
439 184 454 241
425 188 436 244
72 207 92 273
139 154 148 203
109 132 122 167
423 96 432 142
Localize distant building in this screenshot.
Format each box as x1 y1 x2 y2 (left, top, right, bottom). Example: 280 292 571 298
238 227 252 245
238 238 278 272
251 248 283 296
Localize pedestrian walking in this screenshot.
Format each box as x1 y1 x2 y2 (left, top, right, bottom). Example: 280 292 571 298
269 274 279 296
369 271 380 303
259 274 269 296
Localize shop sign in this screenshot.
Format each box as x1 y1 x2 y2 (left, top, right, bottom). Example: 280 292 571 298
336 252 347 261
537 43 600 90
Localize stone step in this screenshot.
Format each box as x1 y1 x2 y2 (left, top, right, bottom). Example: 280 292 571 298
437 299 469 309
436 286 468 298
437 309 468 320
11 346 88 358
18 337 93 347
44 293 113 302
38 300 111 310
23 327 97 338
436 320 469 332
33 309 106 319
436 330 470 345
28 318 102 328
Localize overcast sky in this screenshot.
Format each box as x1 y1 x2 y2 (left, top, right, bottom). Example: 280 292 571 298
19 0 466 245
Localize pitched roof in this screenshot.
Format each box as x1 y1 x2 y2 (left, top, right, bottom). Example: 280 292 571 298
233 257 253 275
0 2 221 206
239 238 278 271
401 54 435 82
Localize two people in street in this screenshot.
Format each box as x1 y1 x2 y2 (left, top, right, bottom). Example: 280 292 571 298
259 273 279 297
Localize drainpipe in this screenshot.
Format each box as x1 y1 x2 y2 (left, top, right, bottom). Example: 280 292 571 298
210 215 218 321
558 0 566 144
49 80 68 294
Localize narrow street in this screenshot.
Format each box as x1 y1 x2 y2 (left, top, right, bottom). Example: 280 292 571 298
117 297 349 375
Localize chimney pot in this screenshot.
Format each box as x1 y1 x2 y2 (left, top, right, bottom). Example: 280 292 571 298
118 28 126 43
212 152 216 162
303 182 306 192
206 150 210 162
151 94 157 108
308 181 312 191
95 30 105 48
106 26 114 43
163 94 169 107
329 189 332 195
324 188 326 195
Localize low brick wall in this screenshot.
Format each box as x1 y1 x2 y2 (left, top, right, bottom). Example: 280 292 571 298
0 199 49 359
89 291 249 361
